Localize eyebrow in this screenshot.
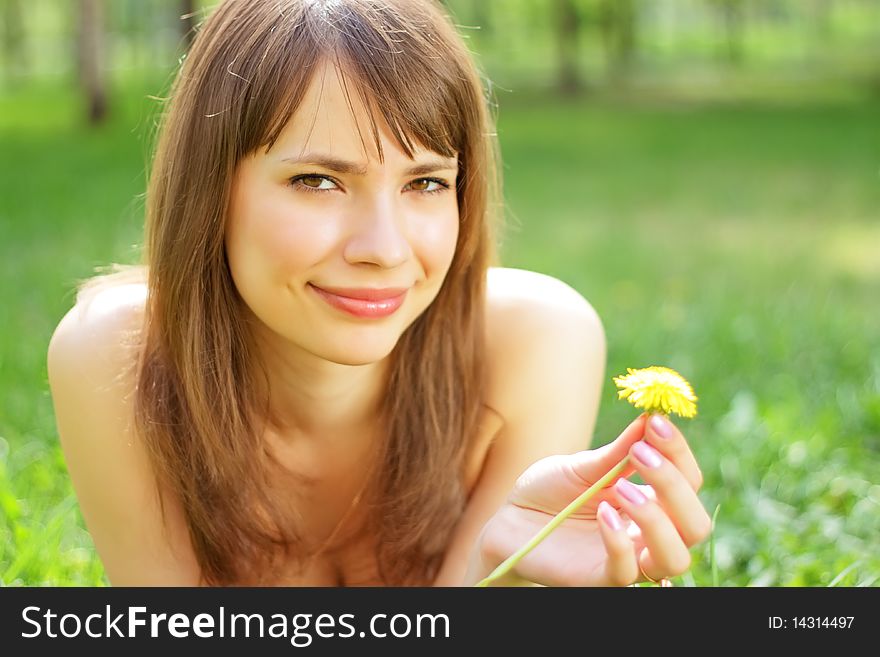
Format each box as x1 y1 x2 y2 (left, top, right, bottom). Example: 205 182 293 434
280 153 458 177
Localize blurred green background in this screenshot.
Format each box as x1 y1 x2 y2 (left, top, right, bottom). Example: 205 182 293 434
1 0 878 586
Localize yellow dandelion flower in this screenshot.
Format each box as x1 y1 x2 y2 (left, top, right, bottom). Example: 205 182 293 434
613 366 698 418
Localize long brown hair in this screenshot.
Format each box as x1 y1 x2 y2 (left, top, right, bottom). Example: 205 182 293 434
92 0 500 585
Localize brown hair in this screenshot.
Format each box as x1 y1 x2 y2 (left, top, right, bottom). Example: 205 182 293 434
92 0 500 585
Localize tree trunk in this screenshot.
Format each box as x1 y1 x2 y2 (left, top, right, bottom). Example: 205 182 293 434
180 0 197 49
616 0 637 76
810 0 833 41
601 0 638 83
717 0 746 67
2 0 27 82
556 0 582 96
79 0 108 124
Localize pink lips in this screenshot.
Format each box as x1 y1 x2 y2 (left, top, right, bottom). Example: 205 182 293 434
309 284 408 319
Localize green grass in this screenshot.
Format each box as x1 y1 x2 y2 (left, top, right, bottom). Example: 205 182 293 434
1 78 878 586
497 93 880 586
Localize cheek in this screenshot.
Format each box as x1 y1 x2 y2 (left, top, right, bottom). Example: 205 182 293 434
227 190 341 283
413 209 460 274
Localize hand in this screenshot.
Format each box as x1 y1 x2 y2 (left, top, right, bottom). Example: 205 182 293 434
475 414 712 586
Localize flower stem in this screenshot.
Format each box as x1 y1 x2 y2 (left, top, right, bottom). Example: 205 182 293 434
475 454 632 587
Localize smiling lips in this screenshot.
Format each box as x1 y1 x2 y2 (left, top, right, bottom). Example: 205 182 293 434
309 284 409 318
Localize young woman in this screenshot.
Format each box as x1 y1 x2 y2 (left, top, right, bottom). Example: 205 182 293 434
47 0 710 587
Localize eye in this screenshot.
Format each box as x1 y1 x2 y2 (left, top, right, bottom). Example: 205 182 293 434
406 177 451 195
289 174 339 193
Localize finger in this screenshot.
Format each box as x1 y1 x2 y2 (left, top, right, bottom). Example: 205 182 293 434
643 413 704 492
597 501 639 586
613 478 692 579
629 441 713 546
569 414 647 485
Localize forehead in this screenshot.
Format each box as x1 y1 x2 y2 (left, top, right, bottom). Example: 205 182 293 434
267 60 436 165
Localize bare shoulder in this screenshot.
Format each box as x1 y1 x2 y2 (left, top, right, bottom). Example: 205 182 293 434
47 280 149 448
486 267 602 322
48 281 148 377
484 266 606 443
433 268 607 584
47 280 201 585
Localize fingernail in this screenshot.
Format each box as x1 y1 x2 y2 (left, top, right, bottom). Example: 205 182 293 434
598 501 623 531
650 413 673 439
632 441 663 468
615 478 647 505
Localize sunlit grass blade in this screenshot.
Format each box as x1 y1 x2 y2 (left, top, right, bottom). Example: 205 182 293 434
710 504 721 588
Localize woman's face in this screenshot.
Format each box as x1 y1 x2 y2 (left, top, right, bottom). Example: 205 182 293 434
226 63 460 366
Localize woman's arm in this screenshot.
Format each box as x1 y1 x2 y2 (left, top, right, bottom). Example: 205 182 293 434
433 269 606 586
47 285 202 586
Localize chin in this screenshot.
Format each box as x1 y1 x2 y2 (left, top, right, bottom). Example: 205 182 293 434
316 333 402 367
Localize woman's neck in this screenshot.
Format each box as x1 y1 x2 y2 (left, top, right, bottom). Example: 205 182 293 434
251 322 390 443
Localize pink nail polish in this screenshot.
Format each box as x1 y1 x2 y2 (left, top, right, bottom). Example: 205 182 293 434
615 478 647 505
632 441 663 468
598 501 623 531
650 414 673 439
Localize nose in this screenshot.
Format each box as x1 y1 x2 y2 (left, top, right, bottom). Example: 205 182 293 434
343 195 411 269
